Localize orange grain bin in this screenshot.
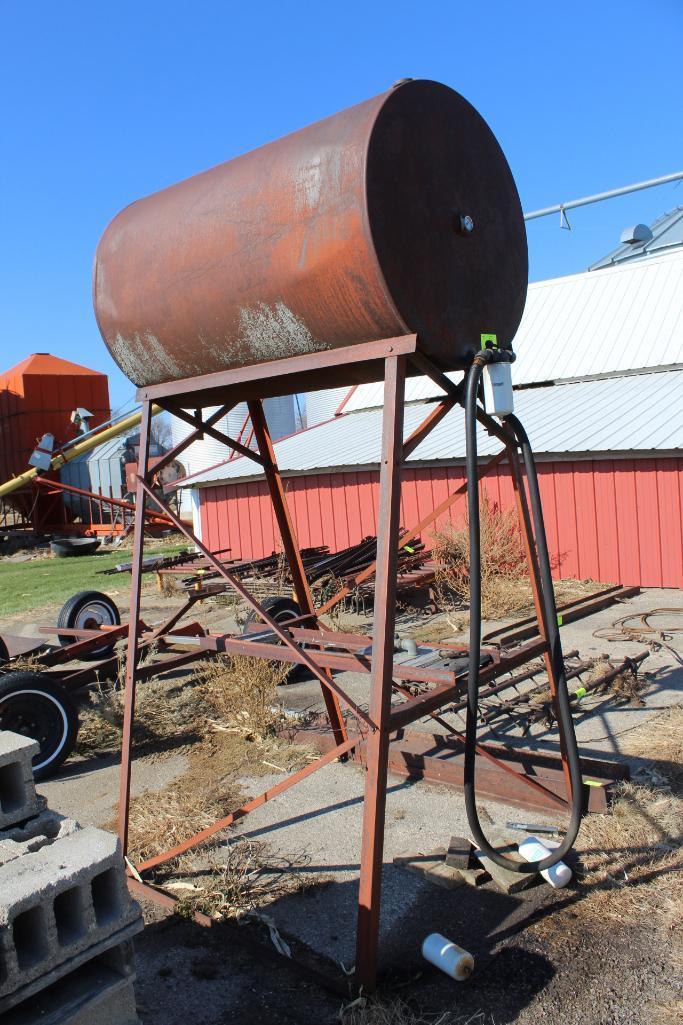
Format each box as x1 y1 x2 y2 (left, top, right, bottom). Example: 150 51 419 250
0 354 110 526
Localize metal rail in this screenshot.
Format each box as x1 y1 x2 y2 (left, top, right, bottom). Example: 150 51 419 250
524 170 683 221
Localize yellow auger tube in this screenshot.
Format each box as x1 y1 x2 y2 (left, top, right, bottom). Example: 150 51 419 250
0 405 163 500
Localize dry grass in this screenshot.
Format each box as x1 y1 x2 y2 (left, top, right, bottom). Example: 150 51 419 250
197 654 291 740
621 705 683 790
3 653 46 672
649 999 683 1024
77 651 297 757
431 498 602 621
405 615 465 644
76 674 211 757
341 999 487 1025
122 724 315 869
88 653 316 906
583 655 647 704
157 572 181 596
431 497 528 620
172 837 314 921
574 707 683 959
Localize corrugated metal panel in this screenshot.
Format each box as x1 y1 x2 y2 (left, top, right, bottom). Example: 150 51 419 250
341 249 683 412
513 251 683 384
193 370 683 486
590 206 683 269
341 372 461 414
304 387 350 426
199 457 683 588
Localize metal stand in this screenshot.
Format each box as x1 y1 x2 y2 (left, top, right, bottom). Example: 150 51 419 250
116 336 574 992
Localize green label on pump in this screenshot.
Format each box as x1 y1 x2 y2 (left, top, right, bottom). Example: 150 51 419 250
480 333 498 349
557 614 563 626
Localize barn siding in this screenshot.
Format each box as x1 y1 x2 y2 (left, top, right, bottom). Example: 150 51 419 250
199 458 683 588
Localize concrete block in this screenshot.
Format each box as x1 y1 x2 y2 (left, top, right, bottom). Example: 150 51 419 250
0 827 141 1000
2 938 140 1025
0 733 43 831
0 810 80 868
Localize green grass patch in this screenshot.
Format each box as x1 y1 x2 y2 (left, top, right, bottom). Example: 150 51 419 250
0 544 187 619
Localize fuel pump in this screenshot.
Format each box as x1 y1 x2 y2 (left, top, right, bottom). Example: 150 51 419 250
464 337 585 872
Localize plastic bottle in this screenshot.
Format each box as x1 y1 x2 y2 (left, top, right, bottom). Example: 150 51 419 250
421 933 474 981
518 836 572 888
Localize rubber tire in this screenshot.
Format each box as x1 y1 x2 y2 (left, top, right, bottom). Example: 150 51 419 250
243 596 302 631
57 591 120 661
243 596 303 683
0 672 79 779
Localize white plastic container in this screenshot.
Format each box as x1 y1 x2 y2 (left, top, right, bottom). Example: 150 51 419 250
421 933 474 981
518 836 573 888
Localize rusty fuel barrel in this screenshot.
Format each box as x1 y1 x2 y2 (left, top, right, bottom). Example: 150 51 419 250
94 79 527 388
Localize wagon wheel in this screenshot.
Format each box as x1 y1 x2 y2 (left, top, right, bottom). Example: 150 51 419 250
0 672 79 779
57 591 121 661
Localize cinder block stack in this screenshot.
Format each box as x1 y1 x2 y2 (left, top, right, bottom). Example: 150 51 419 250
0 732 143 1025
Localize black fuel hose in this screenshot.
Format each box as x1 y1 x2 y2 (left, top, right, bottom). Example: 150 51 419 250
463 355 584 873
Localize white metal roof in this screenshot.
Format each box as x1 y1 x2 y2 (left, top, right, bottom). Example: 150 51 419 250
193 368 682 487
341 249 683 414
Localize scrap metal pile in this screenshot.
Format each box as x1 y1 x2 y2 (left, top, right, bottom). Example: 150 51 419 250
103 534 433 612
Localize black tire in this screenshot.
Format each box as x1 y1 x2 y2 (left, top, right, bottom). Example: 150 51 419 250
243 596 303 683
57 591 120 661
243 596 302 631
0 672 79 779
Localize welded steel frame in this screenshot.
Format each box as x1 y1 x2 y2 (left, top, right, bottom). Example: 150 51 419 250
116 335 573 993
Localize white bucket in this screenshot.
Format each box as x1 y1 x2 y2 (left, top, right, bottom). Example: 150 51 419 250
421 933 474 981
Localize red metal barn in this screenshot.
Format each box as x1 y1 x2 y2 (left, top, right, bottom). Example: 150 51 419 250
190 251 683 590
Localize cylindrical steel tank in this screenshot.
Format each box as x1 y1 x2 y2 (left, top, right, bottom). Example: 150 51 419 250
94 79 527 388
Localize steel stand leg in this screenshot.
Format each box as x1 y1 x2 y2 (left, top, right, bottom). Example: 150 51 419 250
117 400 152 854
248 398 347 745
355 355 406 992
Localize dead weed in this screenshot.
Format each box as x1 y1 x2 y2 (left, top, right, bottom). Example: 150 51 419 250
431 498 602 620
574 708 682 953
341 998 487 1025
197 654 291 740
172 837 313 920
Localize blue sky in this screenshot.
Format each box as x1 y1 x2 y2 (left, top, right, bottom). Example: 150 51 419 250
1 1 681 411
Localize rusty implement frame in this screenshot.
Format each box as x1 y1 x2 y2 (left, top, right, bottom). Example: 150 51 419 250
116 337 578 994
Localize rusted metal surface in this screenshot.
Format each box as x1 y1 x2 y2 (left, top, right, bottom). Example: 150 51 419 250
138 335 418 406
247 397 347 746
118 400 153 852
94 80 527 389
356 356 406 990
284 723 626 814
